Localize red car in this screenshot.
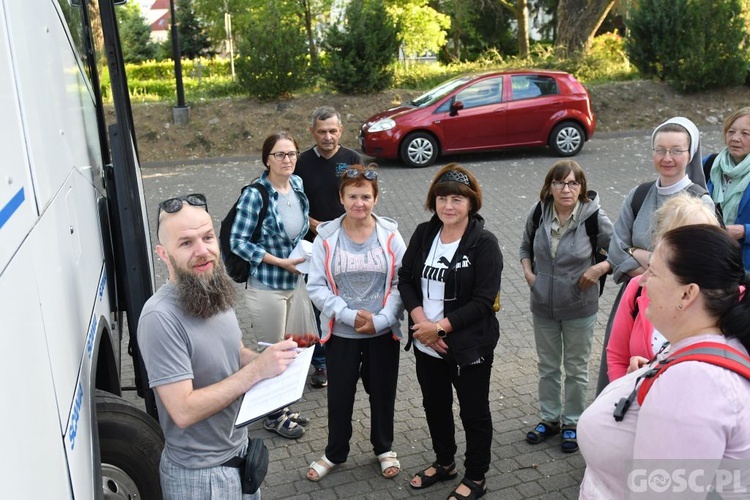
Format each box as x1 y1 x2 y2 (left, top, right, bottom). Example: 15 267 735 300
359 70 596 167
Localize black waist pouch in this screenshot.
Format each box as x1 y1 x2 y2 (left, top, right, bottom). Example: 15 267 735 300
242 437 269 494
222 437 269 494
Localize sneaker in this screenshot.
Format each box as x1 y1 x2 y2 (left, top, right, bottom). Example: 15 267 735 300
263 412 305 439
284 407 309 427
310 367 328 388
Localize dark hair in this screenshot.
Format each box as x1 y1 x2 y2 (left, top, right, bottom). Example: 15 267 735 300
424 163 482 216
660 224 750 349
261 131 299 169
653 123 689 143
539 160 590 203
339 163 379 199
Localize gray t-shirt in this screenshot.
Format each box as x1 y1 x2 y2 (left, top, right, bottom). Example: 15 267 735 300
138 283 247 468
332 230 387 338
277 188 305 242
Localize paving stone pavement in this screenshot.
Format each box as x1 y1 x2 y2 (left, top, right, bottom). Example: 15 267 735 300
121 128 724 499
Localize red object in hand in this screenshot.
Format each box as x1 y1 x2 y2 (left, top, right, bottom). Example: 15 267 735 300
285 333 318 348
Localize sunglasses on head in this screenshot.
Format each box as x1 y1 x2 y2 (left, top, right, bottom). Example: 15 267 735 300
344 168 378 180
156 193 208 235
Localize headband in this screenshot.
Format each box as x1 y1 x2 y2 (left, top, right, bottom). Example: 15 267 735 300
437 170 471 187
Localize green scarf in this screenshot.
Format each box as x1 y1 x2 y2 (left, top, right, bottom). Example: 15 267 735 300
709 148 750 224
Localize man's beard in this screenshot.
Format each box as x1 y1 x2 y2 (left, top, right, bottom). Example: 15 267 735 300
171 256 236 319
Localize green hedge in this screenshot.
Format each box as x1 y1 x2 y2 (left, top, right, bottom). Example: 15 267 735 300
105 36 638 102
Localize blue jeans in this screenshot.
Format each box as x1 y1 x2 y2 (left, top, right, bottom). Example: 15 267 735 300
159 451 261 500
532 312 596 426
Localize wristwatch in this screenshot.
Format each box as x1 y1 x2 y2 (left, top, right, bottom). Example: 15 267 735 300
435 323 447 339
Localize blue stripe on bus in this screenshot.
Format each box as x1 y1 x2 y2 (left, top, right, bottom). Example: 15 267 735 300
0 187 25 230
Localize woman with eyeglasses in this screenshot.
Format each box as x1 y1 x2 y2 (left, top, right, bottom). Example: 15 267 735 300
520 160 613 453
578 225 750 499
705 107 750 270
398 164 502 500
305 164 406 482
609 117 714 284
596 116 716 394
230 131 310 440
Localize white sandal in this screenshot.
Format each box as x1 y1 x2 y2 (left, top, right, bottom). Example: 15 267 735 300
377 451 401 479
307 455 337 482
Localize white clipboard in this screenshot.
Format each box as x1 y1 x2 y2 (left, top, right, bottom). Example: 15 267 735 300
234 346 314 427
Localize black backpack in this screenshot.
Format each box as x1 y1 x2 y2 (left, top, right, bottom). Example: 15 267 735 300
219 183 269 283
530 199 608 296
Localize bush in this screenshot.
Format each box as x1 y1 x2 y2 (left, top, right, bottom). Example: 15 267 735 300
234 1 309 100
626 0 748 91
323 0 400 94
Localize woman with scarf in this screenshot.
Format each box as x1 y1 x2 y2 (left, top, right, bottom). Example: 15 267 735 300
705 107 750 270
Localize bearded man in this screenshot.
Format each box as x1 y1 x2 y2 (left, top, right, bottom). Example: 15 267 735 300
138 194 299 499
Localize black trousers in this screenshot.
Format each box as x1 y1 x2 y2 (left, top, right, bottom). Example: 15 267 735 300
414 348 494 481
325 333 400 464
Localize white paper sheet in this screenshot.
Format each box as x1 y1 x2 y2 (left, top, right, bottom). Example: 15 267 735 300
234 346 314 427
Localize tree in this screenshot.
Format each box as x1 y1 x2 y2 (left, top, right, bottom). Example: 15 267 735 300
386 0 451 59
626 0 749 91
498 0 531 58
323 0 400 94
299 0 334 69
175 0 215 59
117 2 157 63
555 0 615 56
235 0 309 99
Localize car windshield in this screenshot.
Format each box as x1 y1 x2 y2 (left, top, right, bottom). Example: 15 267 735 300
411 75 475 107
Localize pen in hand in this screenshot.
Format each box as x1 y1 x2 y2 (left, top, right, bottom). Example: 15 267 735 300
258 341 304 353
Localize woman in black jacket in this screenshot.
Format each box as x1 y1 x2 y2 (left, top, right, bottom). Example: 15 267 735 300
398 164 503 500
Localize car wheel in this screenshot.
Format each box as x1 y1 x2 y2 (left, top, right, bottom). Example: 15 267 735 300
400 132 438 168
97 390 164 499
549 122 585 157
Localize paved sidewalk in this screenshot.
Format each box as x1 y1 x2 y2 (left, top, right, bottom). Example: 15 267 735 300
122 129 723 499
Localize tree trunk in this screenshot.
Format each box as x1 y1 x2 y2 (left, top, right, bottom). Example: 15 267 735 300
300 0 319 67
556 0 615 57
516 0 529 58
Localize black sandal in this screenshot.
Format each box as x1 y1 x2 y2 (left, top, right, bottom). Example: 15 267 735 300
561 425 578 453
526 421 560 444
447 478 487 500
409 461 457 489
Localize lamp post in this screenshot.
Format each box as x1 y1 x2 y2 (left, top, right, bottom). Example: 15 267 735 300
169 0 189 124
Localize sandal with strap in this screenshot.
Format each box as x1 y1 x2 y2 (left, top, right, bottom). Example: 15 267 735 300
561 425 578 453
447 478 487 500
410 461 458 489
526 421 560 444
377 451 400 479
307 455 338 482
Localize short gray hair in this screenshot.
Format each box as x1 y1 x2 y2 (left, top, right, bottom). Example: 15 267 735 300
311 106 341 127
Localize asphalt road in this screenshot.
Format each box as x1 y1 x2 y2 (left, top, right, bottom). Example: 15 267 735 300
122 127 724 499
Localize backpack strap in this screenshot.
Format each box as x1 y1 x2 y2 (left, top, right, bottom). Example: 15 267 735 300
636 342 750 406
528 201 543 263
703 153 718 186
584 208 607 296
249 183 269 243
630 181 655 220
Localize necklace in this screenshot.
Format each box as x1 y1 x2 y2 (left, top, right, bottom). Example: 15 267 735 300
278 190 293 207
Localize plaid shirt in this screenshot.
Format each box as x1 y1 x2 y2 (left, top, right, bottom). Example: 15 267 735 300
230 171 309 290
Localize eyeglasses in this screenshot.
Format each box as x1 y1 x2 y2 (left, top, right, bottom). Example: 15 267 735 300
270 151 299 161
156 193 208 235
551 180 581 191
344 168 378 180
652 148 688 157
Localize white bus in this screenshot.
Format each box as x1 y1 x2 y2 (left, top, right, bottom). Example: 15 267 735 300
0 0 163 497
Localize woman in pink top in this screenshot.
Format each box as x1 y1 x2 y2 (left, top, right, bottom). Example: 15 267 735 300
579 225 750 499
606 195 719 381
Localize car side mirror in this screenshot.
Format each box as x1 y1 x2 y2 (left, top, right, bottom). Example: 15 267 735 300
450 101 464 116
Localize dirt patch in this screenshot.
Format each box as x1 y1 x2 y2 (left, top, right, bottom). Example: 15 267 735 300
127 80 750 163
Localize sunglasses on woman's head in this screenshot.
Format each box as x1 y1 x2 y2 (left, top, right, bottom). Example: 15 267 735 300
344 168 378 180
156 193 208 235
